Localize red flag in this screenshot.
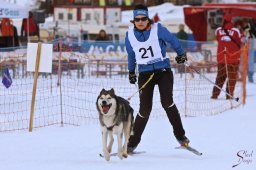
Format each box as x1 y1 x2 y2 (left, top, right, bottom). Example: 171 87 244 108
70 0 74 4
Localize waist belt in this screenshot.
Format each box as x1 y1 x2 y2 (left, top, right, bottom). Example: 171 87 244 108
140 68 171 75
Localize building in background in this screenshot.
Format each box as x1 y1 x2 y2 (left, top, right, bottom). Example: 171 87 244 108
52 0 203 10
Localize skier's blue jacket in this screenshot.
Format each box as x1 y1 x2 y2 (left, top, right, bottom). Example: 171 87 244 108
125 23 185 73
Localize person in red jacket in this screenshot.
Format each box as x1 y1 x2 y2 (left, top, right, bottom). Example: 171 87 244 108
153 13 160 23
21 12 39 38
211 15 243 99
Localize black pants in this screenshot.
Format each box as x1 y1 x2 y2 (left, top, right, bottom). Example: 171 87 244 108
128 69 186 147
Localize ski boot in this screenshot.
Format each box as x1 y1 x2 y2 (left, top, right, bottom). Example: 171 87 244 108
177 135 190 147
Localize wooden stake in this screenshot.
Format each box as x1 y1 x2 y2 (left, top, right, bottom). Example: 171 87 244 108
29 43 42 132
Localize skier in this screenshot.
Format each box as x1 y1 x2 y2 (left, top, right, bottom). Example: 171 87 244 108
125 4 190 153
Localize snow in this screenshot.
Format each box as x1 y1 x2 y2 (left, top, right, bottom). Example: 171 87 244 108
0 82 255 170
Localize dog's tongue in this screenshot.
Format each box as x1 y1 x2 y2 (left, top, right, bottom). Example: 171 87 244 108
102 106 109 114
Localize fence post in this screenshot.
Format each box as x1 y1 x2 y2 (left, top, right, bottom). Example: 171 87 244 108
29 42 42 132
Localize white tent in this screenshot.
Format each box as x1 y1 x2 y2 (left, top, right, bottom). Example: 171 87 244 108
121 3 191 33
0 0 29 19
121 3 186 23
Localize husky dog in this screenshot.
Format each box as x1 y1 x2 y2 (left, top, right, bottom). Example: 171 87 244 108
96 88 134 161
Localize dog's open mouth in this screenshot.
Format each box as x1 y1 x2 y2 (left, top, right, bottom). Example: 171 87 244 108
101 104 112 114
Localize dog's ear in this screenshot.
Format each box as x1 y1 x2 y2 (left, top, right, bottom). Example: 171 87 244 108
110 88 115 96
100 88 106 94
110 88 115 93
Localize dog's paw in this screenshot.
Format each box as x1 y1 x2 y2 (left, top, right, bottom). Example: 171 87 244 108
122 152 128 158
103 150 111 161
104 153 111 161
117 153 123 160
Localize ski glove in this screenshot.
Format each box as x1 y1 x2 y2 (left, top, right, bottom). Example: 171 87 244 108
129 72 137 84
175 53 187 64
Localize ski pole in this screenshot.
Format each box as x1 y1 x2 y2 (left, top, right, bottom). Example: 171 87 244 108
183 61 239 102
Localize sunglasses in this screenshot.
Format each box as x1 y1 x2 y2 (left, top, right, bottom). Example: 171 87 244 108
134 17 148 22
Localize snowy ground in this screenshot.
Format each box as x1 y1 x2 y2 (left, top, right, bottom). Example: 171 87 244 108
0 82 255 170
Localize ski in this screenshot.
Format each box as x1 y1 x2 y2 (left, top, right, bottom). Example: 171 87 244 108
175 145 202 156
99 151 146 158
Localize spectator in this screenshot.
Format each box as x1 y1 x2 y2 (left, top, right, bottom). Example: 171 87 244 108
153 13 160 23
95 29 109 41
176 24 188 50
176 24 189 75
243 19 256 83
211 15 243 100
21 12 39 39
233 20 246 81
0 18 19 48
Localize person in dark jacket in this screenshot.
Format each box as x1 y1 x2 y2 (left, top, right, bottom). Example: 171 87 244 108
125 4 190 153
176 24 188 74
95 29 109 41
176 24 188 49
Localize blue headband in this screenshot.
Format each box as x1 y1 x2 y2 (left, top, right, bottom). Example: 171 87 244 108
133 9 149 18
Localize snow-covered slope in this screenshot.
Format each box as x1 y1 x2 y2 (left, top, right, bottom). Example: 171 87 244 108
0 82 255 170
